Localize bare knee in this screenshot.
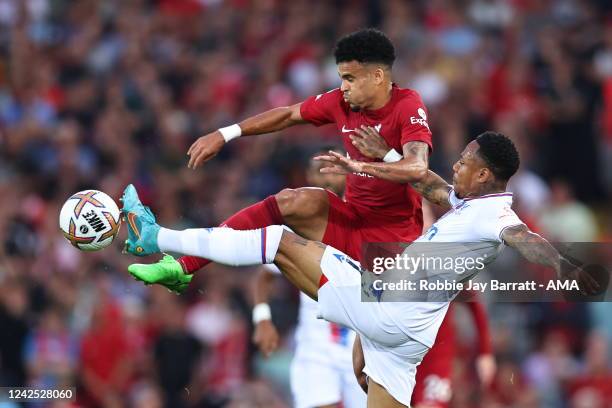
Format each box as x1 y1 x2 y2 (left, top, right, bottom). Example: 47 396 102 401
275 188 327 220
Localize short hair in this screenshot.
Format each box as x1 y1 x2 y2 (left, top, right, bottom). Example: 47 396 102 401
475 131 520 181
334 28 395 68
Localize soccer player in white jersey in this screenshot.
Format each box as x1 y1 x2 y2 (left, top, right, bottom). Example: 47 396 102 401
252 151 365 408
256 264 365 408
123 131 598 407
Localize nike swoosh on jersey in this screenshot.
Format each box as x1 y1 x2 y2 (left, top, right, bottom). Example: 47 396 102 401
342 124 382 133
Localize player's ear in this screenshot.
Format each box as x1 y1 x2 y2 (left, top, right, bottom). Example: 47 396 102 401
477 168 491 183
373 66 385 85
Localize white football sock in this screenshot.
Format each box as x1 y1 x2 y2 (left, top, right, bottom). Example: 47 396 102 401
157 225 284 266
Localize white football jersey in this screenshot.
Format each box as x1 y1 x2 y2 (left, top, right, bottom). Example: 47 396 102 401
379 189 524 347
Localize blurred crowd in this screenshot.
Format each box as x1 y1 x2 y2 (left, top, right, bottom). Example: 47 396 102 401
0 0 610 407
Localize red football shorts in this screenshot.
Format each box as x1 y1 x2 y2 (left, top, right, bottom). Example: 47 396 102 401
321 190 421 264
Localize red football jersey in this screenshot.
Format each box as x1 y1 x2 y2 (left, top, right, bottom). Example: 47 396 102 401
300 85 433 225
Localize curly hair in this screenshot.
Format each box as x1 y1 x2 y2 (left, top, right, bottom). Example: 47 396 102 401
334 28 395 67
475 131 520 181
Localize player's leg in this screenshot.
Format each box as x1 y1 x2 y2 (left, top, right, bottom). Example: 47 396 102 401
122 184 326 299
351 334 409 408
367 381 407 408
272 231 327 300
352 335 368 393
275 187 331 240
341 360 368 408
349 326 429 408
178 187 331 273
139 227 325 299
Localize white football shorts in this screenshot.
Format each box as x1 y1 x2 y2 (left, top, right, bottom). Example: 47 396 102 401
317 246 429 407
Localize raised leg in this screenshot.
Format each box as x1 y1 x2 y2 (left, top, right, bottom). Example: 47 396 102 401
179 187 331 272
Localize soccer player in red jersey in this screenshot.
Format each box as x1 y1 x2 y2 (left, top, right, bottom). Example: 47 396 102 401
132 28 433 292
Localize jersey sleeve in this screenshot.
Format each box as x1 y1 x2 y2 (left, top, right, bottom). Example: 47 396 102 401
398 93 433 150
477 204 525 243
299 88 342 127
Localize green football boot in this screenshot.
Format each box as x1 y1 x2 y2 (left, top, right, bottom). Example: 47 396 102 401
128 255 193 294
120 184 160 256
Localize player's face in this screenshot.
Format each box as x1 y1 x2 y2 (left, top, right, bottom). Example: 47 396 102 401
452 141 489 198
337 61 381 111
307 159 346 196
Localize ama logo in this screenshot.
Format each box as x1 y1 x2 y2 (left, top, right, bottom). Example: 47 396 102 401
410 108 430 130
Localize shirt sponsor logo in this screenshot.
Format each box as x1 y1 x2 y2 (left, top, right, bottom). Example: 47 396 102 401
410 108 430 130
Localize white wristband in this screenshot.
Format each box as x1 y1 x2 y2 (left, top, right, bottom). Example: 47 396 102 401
383 149 403 163
219 124 242 142
252 303 272 324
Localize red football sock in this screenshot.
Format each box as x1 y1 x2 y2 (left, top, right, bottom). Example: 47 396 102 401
178 195 283 273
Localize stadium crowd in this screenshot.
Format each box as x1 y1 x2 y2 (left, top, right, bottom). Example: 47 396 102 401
0 0 610 407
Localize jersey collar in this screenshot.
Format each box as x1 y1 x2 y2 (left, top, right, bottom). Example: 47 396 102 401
450 189 513 208
361 84 398 119
463 192 514 201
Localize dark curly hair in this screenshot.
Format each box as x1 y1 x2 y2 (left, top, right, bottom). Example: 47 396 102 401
334 28 395 67
475 131 520 181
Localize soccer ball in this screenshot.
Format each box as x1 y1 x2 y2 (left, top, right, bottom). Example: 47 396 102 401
59 190 121 251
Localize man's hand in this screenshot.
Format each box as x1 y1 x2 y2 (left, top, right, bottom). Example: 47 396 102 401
187 131 225 169
350 126 390 159
558 259 600 296
314 151 364 175
252 320 280 358
502 225 600 296
476 354 496 387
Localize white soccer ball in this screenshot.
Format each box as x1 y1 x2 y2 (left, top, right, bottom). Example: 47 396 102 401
59 190 121 251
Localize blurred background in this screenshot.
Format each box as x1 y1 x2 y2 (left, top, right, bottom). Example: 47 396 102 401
0 0 611 407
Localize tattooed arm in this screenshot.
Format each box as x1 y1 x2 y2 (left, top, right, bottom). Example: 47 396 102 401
410 170 452 209
316 140 429 183
315 138 451 208
501 224 600 294
502 225 563 271
359 141 429 182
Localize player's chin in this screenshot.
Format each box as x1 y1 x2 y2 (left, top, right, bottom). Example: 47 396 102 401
349 103 361 112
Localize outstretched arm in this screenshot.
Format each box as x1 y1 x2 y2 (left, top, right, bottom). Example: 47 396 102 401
501 224 600 294
358 140 430 183
345 125 429 182
315 141 428 183
410 170 452 209
340 125 452 208
238 103 307 135
188 103 306 169
315 149 451 209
